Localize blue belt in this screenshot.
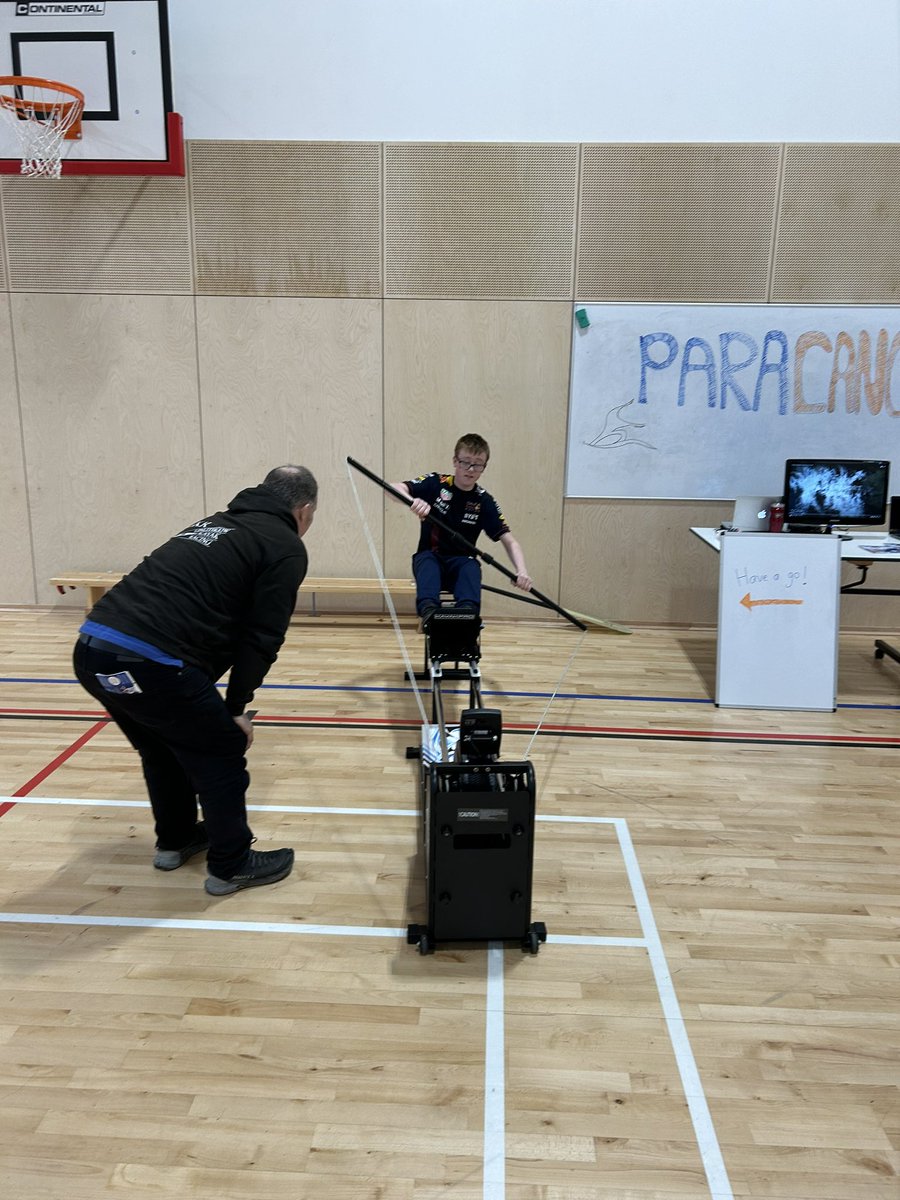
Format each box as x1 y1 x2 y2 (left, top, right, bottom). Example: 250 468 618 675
79 633 145 662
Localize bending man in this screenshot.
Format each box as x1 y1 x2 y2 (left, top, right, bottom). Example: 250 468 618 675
73 465 317 896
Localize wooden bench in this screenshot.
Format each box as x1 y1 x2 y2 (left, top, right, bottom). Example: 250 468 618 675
51 572 416 615
51 571 124 609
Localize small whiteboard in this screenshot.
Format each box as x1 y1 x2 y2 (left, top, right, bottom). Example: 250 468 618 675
716 532 841 710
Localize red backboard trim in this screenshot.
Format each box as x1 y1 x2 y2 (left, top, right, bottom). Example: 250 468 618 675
0 111 185 177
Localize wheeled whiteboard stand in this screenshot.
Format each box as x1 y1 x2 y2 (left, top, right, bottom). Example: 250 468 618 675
406 607 547 957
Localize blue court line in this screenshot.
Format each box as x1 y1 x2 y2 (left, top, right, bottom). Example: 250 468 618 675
0 675 709 704
2 675 898 711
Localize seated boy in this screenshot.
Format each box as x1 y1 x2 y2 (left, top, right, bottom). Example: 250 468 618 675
392 433 532 621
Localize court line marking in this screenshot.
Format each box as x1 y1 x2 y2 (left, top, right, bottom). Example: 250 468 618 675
484 942 505 1200
4 796 417 817
10 719 107 798
0 913 643 947
3 674 897 711
0 797 733 1200
4 707 900 749
614 818 733 1200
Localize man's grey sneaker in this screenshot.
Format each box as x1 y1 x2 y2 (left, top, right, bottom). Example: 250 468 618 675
204 847 295 896
153 823 209 871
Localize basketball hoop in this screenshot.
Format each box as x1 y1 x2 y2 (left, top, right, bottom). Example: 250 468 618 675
0 76 84 179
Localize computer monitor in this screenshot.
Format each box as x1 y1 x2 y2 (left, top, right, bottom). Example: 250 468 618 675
783 459 890 530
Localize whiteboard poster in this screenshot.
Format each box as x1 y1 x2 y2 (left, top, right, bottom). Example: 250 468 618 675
566 304 900 498
715 532 840 711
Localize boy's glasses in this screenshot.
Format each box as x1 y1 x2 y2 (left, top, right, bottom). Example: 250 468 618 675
455 457 486 472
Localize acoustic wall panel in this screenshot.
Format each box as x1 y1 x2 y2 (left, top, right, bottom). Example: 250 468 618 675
385 143 578 299
0 302 33 604
1 176 192 294
561 499 731 628
196 296 384 593
190 142 382 297
577 144 781 302
0 191 7 290
13 293 204 600
773 145 900 303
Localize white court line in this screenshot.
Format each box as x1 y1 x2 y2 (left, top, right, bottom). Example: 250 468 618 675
4 796 415 817
0 795 733 1200
1 797 620 824
613 817 734 1200
549 934 646 947
0 912 407 937
0 910 643 949
0 909 642 949
483 942 506 1200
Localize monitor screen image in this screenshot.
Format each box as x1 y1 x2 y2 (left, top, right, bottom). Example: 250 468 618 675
783 459 890 528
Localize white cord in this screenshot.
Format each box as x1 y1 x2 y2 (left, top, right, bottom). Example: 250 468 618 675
522 626 588 760
346 462 429 727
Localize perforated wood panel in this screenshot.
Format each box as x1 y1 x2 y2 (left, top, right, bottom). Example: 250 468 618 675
190 142 382 297
0 303 33 603
13 293 204 593
1 176 191 293
577 144 781 302
385 143 578 299
561 498 731 627
0 202 7 290
196 295 384 586
773 145 900 303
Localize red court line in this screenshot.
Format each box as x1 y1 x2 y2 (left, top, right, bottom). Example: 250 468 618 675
244 714 900 746
0 719 109 818
0 707 107 718
3 707 899 750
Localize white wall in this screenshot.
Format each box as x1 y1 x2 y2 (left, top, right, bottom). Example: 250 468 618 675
170 0 900 142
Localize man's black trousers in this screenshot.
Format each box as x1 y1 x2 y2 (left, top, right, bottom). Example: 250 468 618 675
73 638 253 878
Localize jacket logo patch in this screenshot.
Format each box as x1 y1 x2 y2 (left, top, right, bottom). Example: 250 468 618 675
175 521 234 548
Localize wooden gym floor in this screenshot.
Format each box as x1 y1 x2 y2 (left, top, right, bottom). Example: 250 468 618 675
0 607 898 1199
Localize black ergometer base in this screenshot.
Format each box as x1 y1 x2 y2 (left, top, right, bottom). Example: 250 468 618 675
405 609 547 955
407 922 548 957
407 760 546 956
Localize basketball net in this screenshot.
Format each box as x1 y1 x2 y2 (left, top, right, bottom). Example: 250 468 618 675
0 76 84 179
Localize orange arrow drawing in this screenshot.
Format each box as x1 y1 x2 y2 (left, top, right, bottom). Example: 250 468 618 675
740 592 804 611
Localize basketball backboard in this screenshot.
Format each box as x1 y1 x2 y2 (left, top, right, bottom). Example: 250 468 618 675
0 0 182 175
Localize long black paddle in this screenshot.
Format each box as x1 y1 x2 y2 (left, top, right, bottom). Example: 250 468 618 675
347 455 587 631
480 583 631 634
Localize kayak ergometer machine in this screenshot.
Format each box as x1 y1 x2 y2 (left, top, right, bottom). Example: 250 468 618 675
407 605 544 956
347 457 629 956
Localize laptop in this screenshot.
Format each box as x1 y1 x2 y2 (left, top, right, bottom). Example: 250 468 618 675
731 496 778 531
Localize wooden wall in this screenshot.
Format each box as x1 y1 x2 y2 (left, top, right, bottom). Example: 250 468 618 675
2 143 899 627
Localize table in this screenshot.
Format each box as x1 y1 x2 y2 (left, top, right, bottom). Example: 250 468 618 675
691 528 900 703
692 527 900 565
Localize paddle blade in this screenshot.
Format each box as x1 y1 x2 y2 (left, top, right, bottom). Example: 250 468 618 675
567 608 632 634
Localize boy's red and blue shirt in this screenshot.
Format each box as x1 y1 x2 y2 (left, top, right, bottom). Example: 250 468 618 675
404 472 509 555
